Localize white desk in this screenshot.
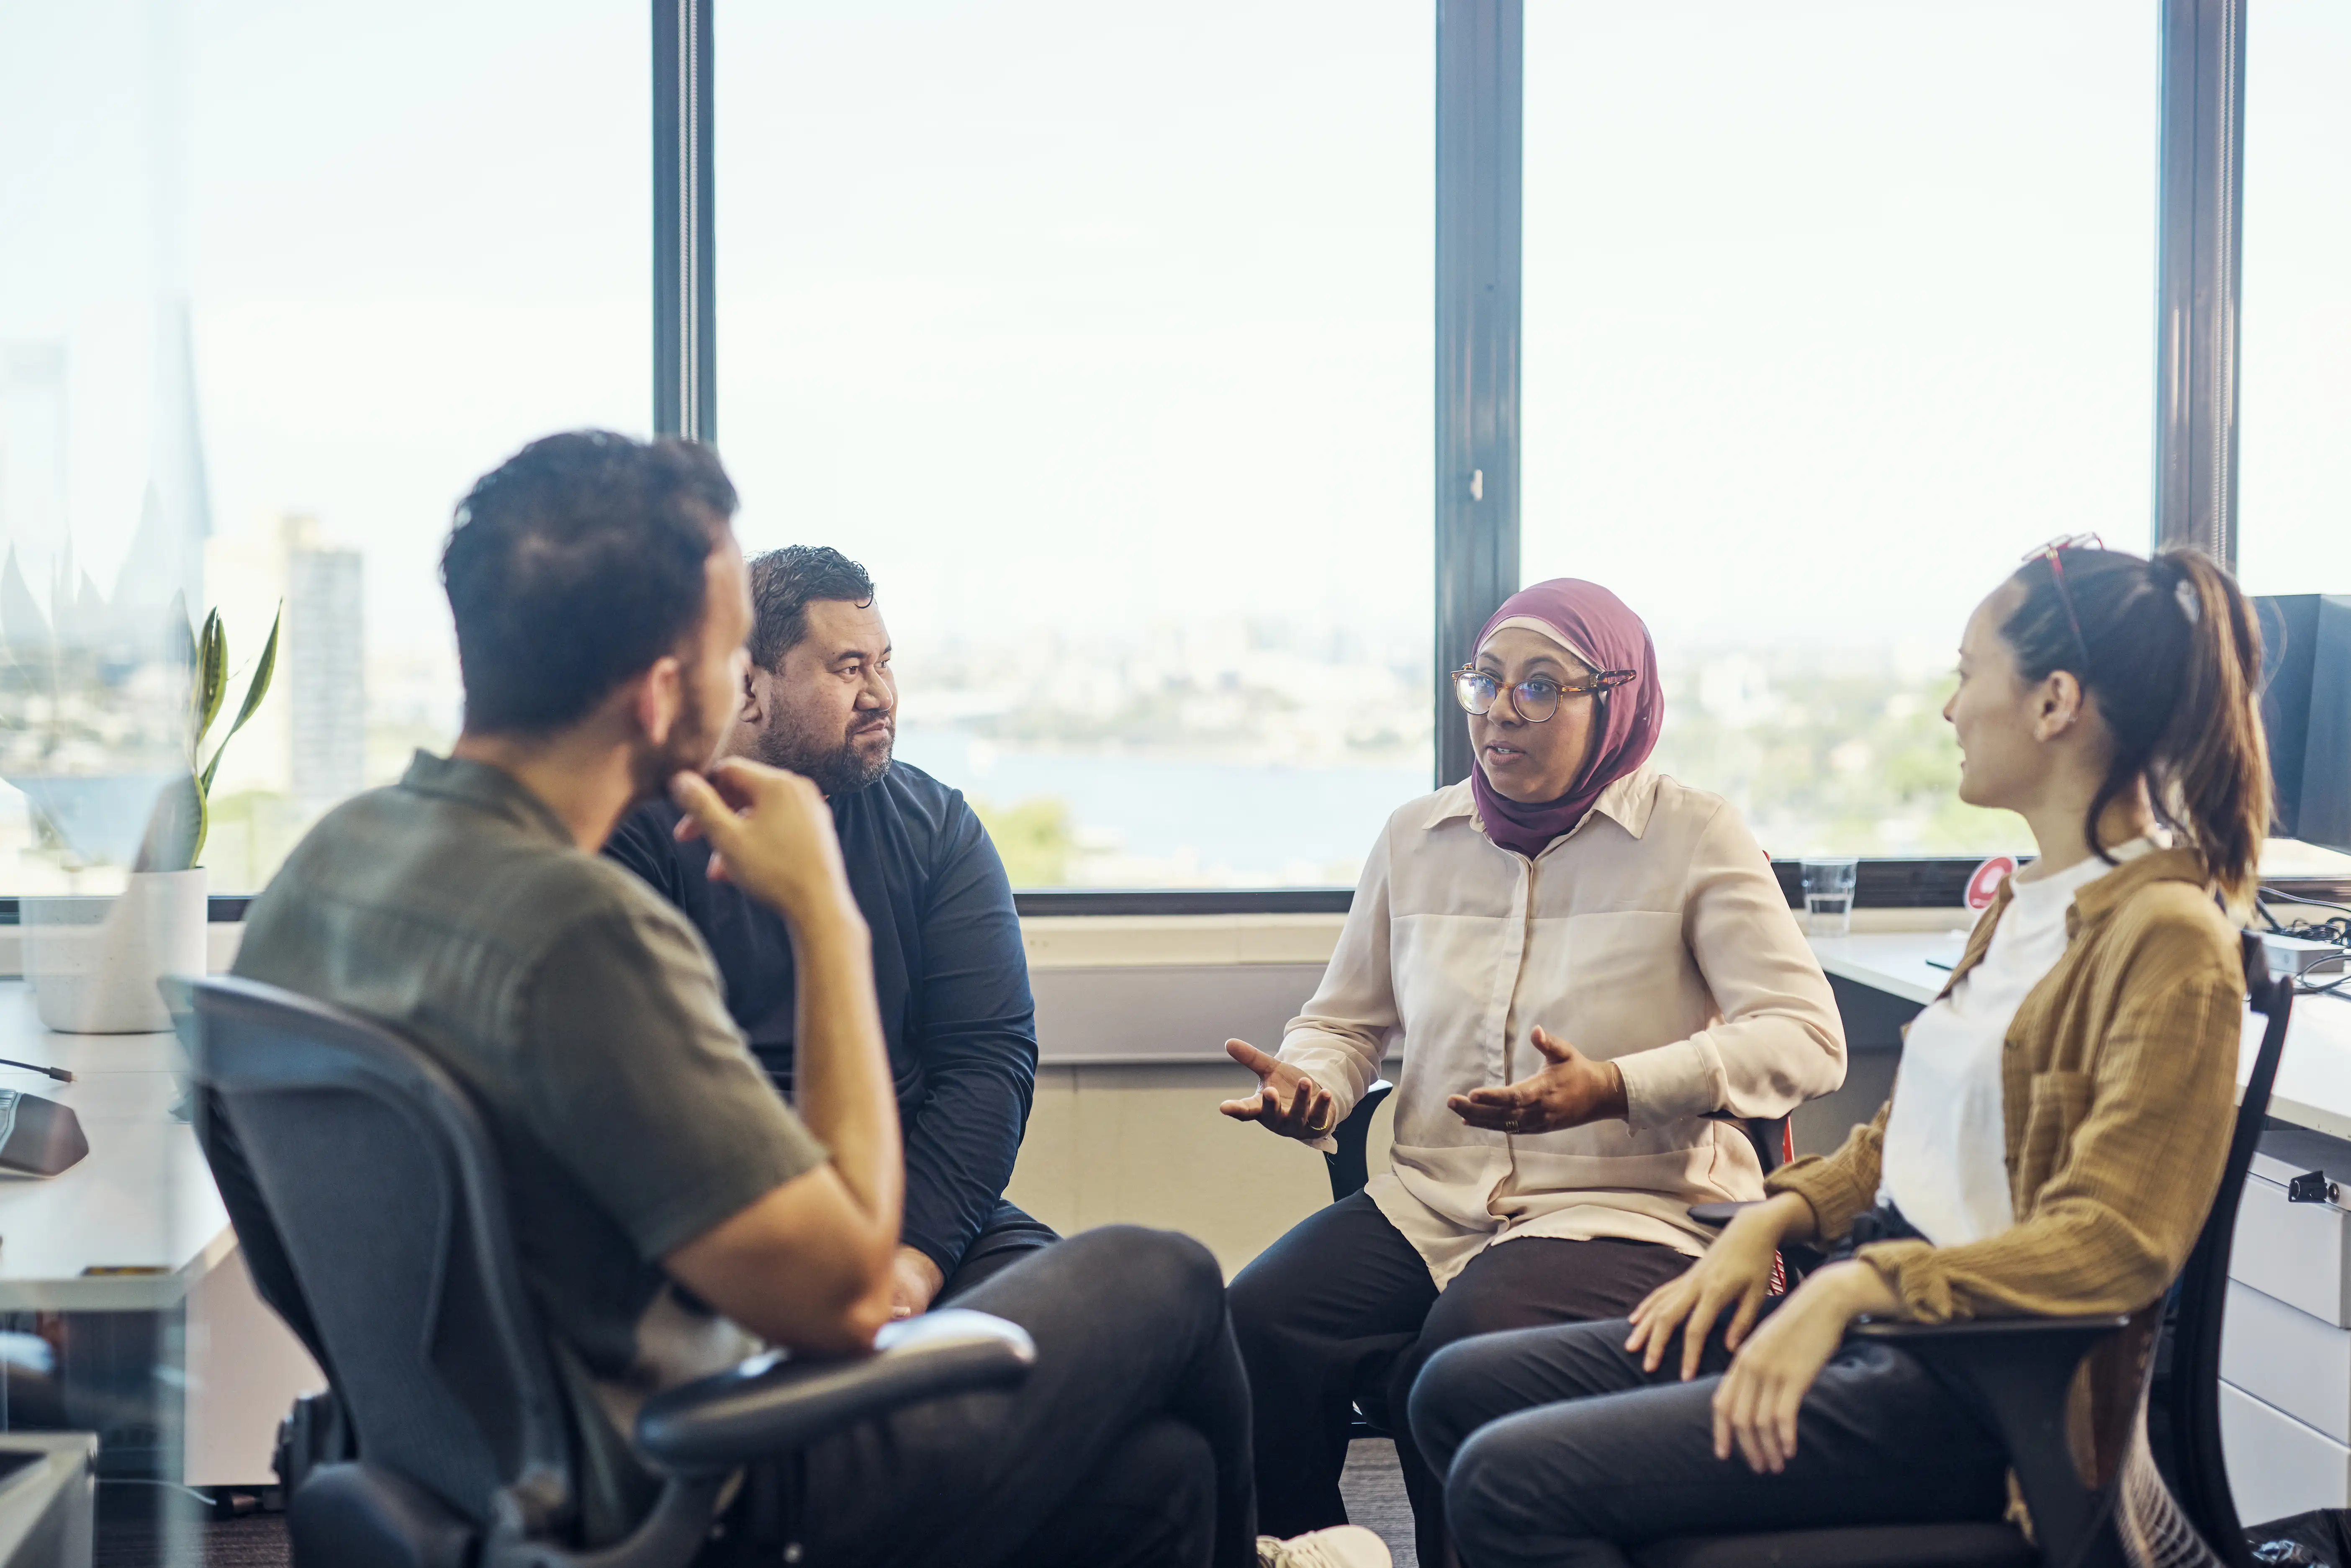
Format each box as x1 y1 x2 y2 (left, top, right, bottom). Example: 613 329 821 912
0 988 229 1311
0 983 320 1486
1809 929 2351 1141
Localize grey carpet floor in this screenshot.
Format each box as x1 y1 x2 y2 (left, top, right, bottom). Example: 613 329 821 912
93 1488 287 1568
89 1442 1419 1568
1339 1437 1418 1568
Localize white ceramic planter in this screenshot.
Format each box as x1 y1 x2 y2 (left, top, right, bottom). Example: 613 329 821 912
23 868 208 1034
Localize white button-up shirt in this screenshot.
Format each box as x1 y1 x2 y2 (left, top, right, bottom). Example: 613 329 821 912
1280 767 1847 1287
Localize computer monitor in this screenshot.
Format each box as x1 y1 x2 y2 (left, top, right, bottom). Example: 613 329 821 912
2254 595 2351 853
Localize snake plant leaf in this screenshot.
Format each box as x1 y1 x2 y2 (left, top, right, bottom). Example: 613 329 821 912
134 771 204 874
196 609 229 747
188 775 212 869
199 605 280 797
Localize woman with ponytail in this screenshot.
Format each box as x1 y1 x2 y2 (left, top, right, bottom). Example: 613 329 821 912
1410 541 2274 1568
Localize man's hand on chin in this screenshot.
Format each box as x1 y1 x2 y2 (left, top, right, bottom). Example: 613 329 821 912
889 1247 947 1319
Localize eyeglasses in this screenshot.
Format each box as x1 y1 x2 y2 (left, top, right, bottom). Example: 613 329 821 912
2020 532 2104 674
1453 665 1636 723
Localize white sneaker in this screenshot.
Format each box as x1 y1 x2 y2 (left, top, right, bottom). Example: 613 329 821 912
1255 1524 1393 1568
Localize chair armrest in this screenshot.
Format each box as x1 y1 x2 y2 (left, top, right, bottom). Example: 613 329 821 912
1853 1313 2131 1342
633 1309 1037 1475
1849 1313 2134 1565
1688 1201 1760 1228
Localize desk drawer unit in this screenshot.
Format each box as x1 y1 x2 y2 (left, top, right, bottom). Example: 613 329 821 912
2233 1131 2351 1326
2219 1128 2351 1524
2223 1280 2351 1442
2220 1381 2351 1525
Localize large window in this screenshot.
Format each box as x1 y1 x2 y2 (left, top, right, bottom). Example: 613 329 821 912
1520 0 2156 859
714 2 1434 887
2238 0 2351 599
8 1 2335 903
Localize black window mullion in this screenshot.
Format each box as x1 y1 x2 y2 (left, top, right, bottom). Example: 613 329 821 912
1433 0 1524 788
2152 0 2246 568
653 0 716 444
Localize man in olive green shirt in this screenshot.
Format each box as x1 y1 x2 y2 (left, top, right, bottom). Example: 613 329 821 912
233 432 1280 1568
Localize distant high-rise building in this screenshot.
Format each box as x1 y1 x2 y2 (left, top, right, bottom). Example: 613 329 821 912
283 515 364 809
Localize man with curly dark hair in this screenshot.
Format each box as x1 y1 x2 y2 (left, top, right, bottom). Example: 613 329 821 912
607 544 1058 1319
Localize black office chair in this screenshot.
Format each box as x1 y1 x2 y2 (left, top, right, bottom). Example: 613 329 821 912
1638 928 2294 1568
1325 1079 1398 1205
175 975 1036 1568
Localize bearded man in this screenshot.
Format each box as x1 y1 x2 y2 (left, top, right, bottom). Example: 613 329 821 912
606 545 1057 1319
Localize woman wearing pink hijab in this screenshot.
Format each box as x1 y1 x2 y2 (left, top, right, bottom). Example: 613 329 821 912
1216 578 1846 1566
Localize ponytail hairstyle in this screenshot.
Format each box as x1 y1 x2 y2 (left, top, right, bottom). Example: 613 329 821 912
1999 544 2272 913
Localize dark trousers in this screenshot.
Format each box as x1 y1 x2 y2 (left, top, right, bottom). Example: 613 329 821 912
1229 1191 1690 1568
937 1200 1061 1304
719 1226 1256 1568
1408 1307 2012 1568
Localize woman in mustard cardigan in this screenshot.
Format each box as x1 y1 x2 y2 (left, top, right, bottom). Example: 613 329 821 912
1408 541 2275 1568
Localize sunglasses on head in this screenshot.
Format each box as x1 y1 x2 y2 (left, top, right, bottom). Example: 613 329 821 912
2020 532 2105 672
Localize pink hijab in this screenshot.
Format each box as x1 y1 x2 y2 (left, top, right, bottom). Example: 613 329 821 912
1467 578 1663 859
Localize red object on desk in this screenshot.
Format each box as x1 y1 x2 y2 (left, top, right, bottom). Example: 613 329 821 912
1965 856 2017 911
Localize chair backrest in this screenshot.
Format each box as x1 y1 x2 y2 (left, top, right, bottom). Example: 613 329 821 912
2150 930 2297 1567
1326 1080 1396 1203
182 975 576 1536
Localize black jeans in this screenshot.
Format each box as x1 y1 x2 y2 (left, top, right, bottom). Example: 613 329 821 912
717 1226 1256 1568
936 1200 1061 1305
1408 1306 2012 1568
1229 1191 1691 1568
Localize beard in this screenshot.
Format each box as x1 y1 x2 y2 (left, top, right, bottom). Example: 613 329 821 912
750 705 895 797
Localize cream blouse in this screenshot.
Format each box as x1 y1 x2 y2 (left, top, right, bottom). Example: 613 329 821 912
1278 767 1847 1287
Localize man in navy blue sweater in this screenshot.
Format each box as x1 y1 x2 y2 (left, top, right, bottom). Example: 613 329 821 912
606 545 1056 1319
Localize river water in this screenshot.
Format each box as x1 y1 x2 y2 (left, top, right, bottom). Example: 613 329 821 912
892 727 1431 885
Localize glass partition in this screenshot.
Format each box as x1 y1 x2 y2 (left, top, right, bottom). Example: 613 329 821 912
182 0 647 892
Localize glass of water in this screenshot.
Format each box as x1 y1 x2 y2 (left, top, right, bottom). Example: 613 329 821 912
1801 858 1859 937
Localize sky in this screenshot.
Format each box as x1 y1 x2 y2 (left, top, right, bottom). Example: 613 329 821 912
1 0 2342 686
712 0 1435 650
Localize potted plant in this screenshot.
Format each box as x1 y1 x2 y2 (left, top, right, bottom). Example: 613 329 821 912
22 604 278 1033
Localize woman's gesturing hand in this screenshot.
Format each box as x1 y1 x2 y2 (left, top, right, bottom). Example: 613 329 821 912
1218 1041 1337 1141
1447 1026 1627 1135
1709 1260 1899 1474
1624 1193 1806 1381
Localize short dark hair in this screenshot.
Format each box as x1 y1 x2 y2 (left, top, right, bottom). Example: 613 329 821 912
747 546 876 671
442 430 737 734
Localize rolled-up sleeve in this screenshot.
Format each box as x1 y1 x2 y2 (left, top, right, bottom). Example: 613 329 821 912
1854 954 2240 1321
1612 803 1847 1130
1277 821 1400 1149
1766 1101 1891 1243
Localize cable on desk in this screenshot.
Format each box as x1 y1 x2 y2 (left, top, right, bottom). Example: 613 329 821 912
2255 891 2351 998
